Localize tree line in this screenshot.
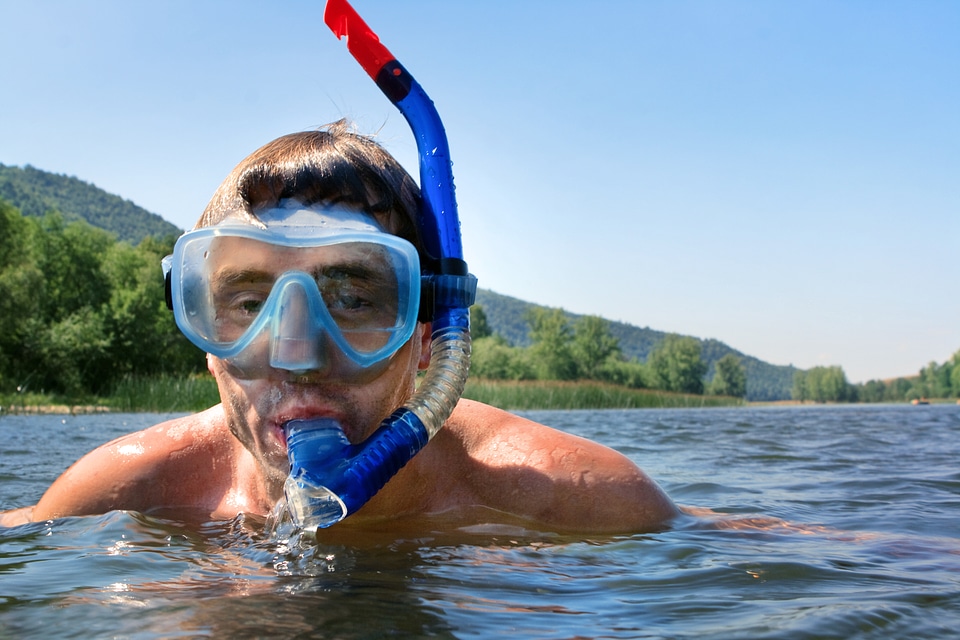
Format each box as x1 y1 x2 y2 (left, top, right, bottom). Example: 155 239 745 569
0 201 204 397
792 354 960 403
470 306 748 398
473 288 795 401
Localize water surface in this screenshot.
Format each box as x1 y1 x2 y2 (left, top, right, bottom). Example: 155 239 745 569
2 405 959 638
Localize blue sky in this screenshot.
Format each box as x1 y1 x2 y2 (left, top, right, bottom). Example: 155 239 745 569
2 1 957 383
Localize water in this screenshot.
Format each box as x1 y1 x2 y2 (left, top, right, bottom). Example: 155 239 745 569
2 405 959 639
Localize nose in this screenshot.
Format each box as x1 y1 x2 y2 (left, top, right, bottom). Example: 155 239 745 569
269 276 323 372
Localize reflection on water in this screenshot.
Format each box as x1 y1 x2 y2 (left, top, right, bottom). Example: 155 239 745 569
2 405 959 639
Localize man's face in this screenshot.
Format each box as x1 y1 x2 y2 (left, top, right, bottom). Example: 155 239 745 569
182 202 430 497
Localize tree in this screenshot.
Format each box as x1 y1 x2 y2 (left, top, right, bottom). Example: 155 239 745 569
886 377 915 402
919 359 952 399
858 379 887 403
526 308 578 380
101 236 205 380
470 335 535 380
951 350 960 397
34 212 114 323
708 354 747 398
794 366 852 403
648 334 707 394
0 203 204 396
792 370 807 401
571 315 621 380
470 304 492 339
597 358 650 389
38 307 110 395
0 200 43 388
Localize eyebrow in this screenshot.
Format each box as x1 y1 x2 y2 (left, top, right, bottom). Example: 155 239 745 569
317 262 389 283
212 260 391 288
212 268 273 288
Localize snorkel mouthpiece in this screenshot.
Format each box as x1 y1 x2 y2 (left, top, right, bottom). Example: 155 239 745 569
283 415 429 530
277 0 476 533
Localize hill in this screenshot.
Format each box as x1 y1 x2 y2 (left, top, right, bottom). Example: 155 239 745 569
474 289 798 401
1 162 796 400
0 163 181 244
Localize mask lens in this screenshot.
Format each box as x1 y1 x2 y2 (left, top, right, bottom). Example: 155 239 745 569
311 242 406 353
170 225 420 370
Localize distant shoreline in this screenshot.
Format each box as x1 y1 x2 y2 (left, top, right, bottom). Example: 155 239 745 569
0 404 111 415
3 396 955 416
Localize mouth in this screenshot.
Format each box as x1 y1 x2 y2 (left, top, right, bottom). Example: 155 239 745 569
275 423 289 450
272 407 347 451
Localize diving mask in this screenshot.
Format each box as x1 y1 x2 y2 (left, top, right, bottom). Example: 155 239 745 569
164 202 421 378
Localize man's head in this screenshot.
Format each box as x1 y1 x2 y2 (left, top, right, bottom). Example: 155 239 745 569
169 122 434 494
196 120 425 257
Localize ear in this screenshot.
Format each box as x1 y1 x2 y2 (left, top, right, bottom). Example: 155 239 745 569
206 353 217 376
417 322 432 370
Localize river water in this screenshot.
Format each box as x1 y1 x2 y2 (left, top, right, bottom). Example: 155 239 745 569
2 405 959 639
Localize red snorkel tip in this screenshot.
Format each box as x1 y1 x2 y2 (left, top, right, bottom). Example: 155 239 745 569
324 0 396 80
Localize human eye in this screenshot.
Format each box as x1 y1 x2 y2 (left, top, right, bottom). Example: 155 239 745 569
317 269 396 328
232 293 266 316
319 275 375 312
213 287 269 338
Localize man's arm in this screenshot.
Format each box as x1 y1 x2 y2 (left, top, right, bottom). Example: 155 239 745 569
0 507 34 527
30 431 163 521
1 437 157 526
453 401 680 533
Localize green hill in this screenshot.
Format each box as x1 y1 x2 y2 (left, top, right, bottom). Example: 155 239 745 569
0 163 181 244
474 289 797 401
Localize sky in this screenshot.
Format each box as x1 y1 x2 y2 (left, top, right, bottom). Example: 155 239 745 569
2 0 957 383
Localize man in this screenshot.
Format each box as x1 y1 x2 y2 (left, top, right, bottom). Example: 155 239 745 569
2 122 678 533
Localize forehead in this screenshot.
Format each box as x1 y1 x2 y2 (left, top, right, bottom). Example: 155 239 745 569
206 236 392 274
250 200 386 232
206 202 394 271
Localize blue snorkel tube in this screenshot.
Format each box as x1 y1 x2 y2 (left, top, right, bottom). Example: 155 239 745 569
280 0 477 534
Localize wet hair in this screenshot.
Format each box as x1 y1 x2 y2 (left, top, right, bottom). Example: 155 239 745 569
196 119 424 255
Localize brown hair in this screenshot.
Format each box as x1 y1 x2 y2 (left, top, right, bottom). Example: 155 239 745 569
195 120 424 254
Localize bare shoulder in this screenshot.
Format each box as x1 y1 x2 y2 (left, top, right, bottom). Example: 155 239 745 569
30 406 234 521
442 399 679 533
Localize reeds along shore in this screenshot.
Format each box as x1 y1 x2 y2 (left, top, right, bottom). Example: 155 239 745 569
0 374 220 415
462 379 744 411
1 376 745 414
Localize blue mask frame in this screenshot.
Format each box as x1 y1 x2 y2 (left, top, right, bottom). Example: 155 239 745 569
166 222 422 373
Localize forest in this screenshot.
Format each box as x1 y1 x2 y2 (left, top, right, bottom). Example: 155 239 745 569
474 289 797 401
0 200 205 398
471 303 960 404
793 360 960 404
470 306 749 399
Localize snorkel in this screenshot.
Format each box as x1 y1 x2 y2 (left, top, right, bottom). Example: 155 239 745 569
280 0 476 533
